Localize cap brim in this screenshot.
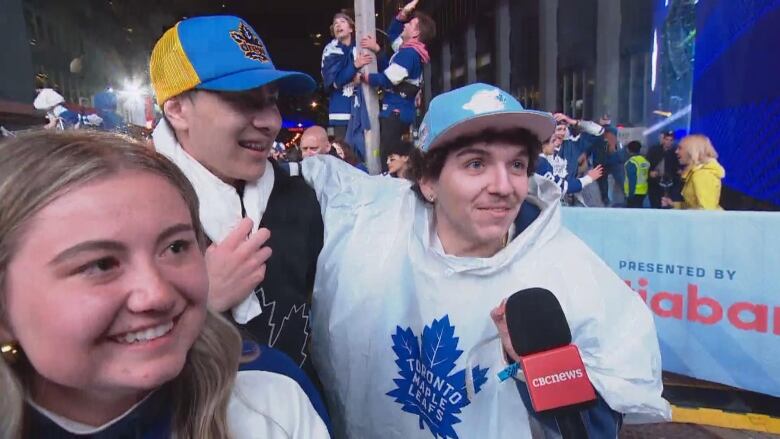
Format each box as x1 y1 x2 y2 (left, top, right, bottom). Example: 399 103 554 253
428 111 556 152
197 69 316 95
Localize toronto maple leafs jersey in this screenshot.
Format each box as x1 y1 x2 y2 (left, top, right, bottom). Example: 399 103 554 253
368 18 424 125
301 155 670 439
322 39 359 127
536 152 593 196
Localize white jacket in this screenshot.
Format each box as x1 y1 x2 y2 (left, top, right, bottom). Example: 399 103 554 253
30 370 330 438
228 370 330 438
301 155 670 439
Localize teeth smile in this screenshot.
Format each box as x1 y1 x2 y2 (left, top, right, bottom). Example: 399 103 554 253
240 142 265 151
114 321 174 344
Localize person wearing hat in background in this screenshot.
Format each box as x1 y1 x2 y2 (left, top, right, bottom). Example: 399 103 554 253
596 124 628 206
33 88 86 130
297 83 669 438
148 15 331 428
646 130 683 208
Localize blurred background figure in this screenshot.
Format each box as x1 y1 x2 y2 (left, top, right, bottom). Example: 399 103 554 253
600 125 627 207
300 126 332 158
536 134 603 206
624 140 650 208
33 88 83 130
321 9 371 157
360 0 436 172
385 140 414 178
662 135 725 210
647 131 683 209
331 138 368 173
93 89 128 134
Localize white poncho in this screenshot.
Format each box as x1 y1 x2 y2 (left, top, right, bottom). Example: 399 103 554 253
302 155 670 439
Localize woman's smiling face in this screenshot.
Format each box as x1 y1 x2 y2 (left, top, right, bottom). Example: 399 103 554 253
2 170 208 420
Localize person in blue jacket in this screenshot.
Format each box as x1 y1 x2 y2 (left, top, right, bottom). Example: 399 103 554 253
321 10 373 142
536 134 604 203
359 0 436 171
552 113 605 183
600 125 628 206
93 89 128 133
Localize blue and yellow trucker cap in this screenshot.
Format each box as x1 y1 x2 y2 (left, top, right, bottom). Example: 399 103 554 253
150 15 316 106
418 83 555 152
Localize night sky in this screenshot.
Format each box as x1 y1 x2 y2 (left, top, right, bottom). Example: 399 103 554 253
54 0 415 124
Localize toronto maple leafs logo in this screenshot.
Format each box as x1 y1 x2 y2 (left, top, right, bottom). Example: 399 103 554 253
462 88 507 114
387 316 489 439
230 22 269 62
342 83 355 98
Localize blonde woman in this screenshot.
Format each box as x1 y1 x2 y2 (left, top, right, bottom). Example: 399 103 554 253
662 134 725 210
0 131 329 438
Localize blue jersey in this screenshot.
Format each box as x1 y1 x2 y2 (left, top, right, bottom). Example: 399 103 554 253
322 39 359 127
368 18 423 125
536 153 587 195
560 133 600 180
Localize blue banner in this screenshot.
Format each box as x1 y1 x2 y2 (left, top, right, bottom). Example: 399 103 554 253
562 207 780 397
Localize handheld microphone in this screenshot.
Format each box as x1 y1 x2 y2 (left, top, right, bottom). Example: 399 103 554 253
505 288 596 439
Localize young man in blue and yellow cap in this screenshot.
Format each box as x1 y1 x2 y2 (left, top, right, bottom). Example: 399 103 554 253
149 17 329 425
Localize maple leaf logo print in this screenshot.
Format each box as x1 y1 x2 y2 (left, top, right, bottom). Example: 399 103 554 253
387 316 489 439
230 22 269 62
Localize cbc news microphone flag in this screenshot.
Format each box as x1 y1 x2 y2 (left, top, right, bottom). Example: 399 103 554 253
563 207 780 397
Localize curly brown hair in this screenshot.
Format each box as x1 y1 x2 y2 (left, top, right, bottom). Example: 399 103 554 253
405 128 541 202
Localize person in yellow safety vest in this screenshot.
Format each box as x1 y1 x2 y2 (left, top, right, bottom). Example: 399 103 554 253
624 140 650 208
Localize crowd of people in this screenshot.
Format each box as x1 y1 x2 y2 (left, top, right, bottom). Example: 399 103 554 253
498 114 725 210
315 1 724 210
1 2 736 438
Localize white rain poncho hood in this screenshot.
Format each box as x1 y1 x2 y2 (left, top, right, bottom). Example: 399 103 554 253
302 155 670 439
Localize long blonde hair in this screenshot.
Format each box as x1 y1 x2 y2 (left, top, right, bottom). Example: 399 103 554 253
0 130 241 438
680 134 719 174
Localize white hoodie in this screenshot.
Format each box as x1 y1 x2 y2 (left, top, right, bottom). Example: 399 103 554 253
301 155 670 439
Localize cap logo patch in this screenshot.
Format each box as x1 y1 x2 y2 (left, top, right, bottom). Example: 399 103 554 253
230 22 269 62
462 88 506 114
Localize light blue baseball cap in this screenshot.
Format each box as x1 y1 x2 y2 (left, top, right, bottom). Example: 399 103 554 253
418 83 556 152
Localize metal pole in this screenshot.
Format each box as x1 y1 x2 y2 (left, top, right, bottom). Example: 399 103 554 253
355 0 381 174
539 0 559 112
495 0 511 91
595 0 621 122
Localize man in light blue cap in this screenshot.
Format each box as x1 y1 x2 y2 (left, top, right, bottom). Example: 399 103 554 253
149 17 330 424
297 83 669 437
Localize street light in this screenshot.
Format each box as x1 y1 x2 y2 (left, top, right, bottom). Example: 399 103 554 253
118 78 145 104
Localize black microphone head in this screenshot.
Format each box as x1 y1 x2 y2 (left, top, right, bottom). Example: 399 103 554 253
505 288 572 356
